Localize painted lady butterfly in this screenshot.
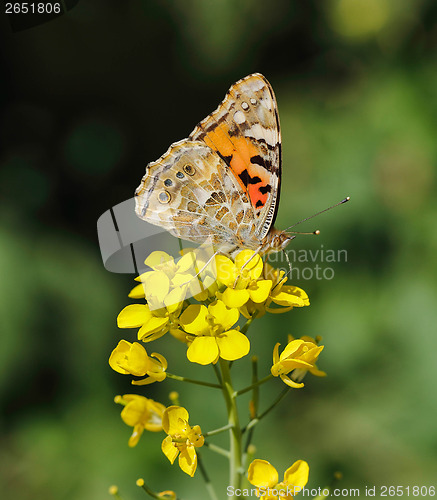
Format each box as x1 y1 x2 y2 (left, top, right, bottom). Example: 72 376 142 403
135 73 294 257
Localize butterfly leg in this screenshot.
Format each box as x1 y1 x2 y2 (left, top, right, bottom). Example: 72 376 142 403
232 248 262 288
271 249 291 292
179 250 220 287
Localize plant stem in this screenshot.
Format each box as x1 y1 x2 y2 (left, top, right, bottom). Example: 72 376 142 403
203 441 231 458
165 373 221 388
197 453 219 500
219 359 244 497
204 423 233 437
234 374 273 396
242 386 290 433
240 311 258 335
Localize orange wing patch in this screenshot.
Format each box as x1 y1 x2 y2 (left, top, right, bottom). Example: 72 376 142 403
202 130 271 212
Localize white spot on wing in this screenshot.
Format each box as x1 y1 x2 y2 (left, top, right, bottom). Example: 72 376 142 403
246 78 264 92
250 98 257 105
244 123 277 146
234 110 246 124
241 101 249 110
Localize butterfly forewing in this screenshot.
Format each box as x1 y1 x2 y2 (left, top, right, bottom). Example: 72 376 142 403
189 73 281 240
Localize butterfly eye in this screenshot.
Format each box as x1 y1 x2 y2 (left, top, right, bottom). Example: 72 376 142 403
183 164 195 176
158 191 171 204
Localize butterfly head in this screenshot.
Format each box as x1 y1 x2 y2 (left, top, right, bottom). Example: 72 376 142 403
264 228 295 254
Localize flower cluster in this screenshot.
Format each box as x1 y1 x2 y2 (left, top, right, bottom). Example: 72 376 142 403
109 248 327 496
115 249 309 367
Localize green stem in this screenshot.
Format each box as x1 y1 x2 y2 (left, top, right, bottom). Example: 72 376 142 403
137 480 165 499
234 374 273 397
197 452 219 500
166 373 221 389
240 311 258 335
204 423 233 437
219 359 244 496
203 441 231 458
242 386 290 434
212 363 223 385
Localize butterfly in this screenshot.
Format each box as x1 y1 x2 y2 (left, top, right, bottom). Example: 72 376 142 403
135 73 294 258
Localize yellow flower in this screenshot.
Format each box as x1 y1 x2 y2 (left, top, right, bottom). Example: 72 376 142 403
215 250 273 308
138 250 215 306
115 394 165 447
161 406 204 477
117 301 183 343
248 459 309 499
109 340 167 385
271 338 325 389
241 263 309 318
179 300 249 365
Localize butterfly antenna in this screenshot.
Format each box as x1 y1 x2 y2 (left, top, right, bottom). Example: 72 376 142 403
285 197 350 232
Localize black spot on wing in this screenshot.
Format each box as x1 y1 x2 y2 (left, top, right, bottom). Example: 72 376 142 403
250 154 272 171
259 184 272 194
255 200 263 208
238 168 262 186
250 155 265 167
216 151 233 167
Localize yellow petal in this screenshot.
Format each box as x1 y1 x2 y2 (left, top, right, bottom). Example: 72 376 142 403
280 374 304 389
284 460 309 490
144 271 170 302
309 366 327 377
248 279 272 303
145 251 174 270
158 491 177 500
128 283 146 299
280 359 314 371
162 406 189 434
216 330 250 361
161 435 178 464
121 397 148 426
235 250 263 280
208 300 239 330
280 339 305 360
151 352 168 370
179 446 197 476
180 304 209 335
128 424 144 447
176 252 197 273
109 340 132 374
137 316 169 341
248 459 279 488
221 288 250 308
271 292 305 307
281 286 310 305
109 341 150 376
117 304 152 328
272 343 280 364
164 287 186 314
187 336 219 365
215 255 238 287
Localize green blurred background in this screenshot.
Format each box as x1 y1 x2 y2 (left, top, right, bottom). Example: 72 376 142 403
1 0 437 499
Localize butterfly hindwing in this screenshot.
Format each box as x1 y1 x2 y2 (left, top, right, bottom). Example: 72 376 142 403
189 73 281 240
135 140 258 254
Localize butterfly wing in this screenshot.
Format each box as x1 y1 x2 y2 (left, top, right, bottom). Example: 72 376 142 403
135 140 257 254
190 73 281 241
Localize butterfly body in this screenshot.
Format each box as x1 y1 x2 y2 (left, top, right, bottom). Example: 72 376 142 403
135 73 292 257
